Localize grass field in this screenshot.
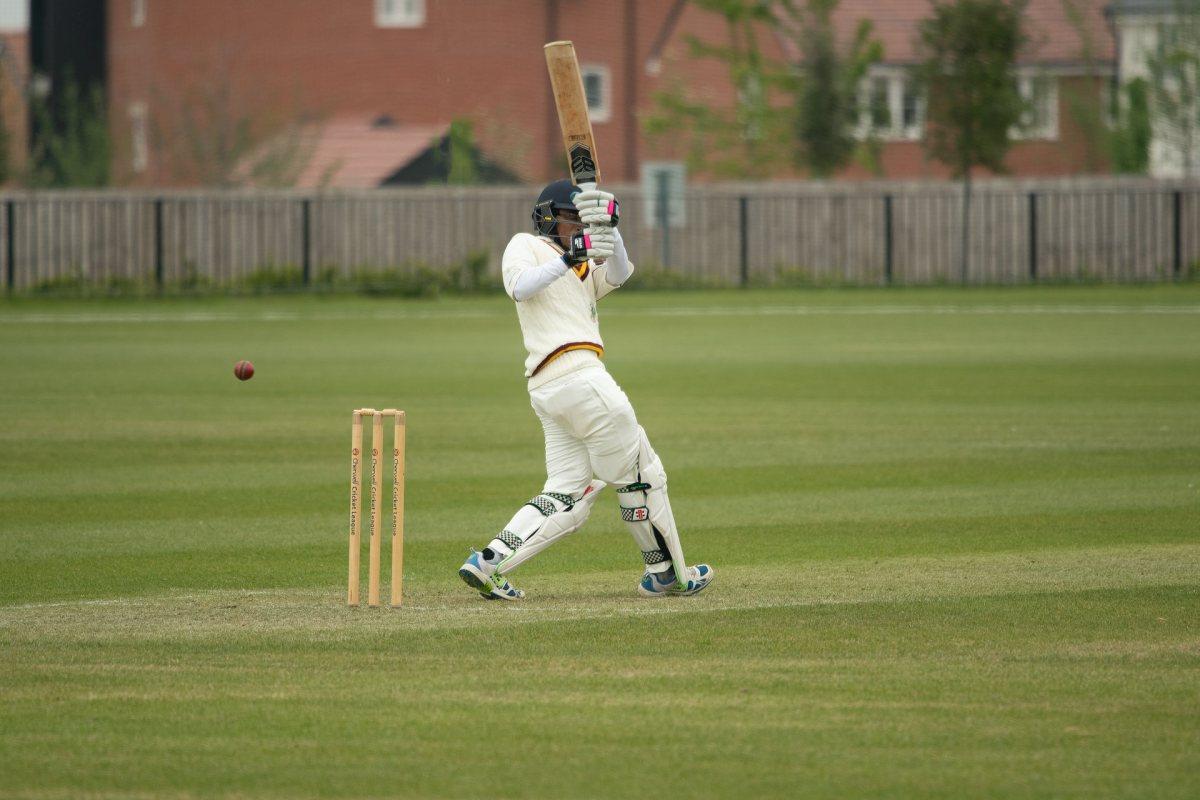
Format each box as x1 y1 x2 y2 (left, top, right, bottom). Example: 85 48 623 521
1 285 1198 799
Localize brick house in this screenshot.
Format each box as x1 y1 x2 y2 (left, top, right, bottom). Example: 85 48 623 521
103 0 713 187
819 0 1118 178
0 3 29 180
651 0 1117 179
18 0 1120 187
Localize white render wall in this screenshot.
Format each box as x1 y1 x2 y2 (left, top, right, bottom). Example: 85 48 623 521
1114 11 1199 178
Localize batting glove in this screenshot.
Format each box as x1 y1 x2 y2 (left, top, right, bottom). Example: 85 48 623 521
561 229 615 266
575 189 620 228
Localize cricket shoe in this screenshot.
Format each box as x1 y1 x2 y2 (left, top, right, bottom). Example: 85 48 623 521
458 551 524 601
638 563 714 598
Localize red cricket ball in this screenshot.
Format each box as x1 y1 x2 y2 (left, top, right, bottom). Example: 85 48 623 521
234 360 255 381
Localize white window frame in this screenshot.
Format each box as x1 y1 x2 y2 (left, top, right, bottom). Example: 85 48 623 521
865 75 892 133
899 78 924 138
1012 72 1058 141
130 102 148 173
580 64 612 124
856 69 923 142
132 0 146 27
375 0 425 29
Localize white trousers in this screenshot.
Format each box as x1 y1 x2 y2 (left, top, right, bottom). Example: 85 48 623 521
493 359 681 574
530 362 641 496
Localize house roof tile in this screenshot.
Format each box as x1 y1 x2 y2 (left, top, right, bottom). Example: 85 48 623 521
295 118 447 189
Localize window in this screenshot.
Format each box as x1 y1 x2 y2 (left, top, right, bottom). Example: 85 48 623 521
869 77 891 130
130 102 148 173
581 64 611 124
375 0 424 28
901 80 922 131
1155 23 1180 64
1013 74 1058 140
640 161 687 228
132 0 146 27
858 71 923 141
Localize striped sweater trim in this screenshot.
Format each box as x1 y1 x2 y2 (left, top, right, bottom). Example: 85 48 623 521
530 342 605 377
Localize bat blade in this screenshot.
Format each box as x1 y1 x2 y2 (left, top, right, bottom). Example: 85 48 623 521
544 40 601 187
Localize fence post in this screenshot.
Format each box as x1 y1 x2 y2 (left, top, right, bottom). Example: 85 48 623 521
739 196 749 287
301 197 313 286
4 199 14 294
28 196 37 287
1173 190 1183 281
154 197 165 290
1028 192 1038 283
657 172 670 268
883 194 894 285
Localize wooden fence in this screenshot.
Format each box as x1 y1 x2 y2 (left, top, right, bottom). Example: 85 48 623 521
1 178 1197 292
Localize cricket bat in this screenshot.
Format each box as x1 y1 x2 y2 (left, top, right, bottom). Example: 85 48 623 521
544 40 601 191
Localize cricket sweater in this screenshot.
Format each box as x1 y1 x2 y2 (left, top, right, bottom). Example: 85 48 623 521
501 231 634 390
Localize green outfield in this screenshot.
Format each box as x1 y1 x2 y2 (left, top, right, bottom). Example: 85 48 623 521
1 285 1198 799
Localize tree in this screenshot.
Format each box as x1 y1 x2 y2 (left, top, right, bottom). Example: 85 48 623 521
1110 78 1152 173
1060 0 1150 174
1059 0 1116 173
644 0 881 179
643 0 794 179
0 84 10 185
157 78 314 188
915 0 1026 282
150 55 318 188
446 118 479 185
28 73 111 188
779 0 883 177
0 50 13 185
1145 0 1200 177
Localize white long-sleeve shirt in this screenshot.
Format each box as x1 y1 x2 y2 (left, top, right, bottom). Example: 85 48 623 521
501 229 635 389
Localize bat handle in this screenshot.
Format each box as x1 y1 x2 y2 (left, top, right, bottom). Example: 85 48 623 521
573 182 609 266
575 182 605 264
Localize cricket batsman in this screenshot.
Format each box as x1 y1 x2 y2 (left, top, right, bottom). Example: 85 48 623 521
458 180 714 600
